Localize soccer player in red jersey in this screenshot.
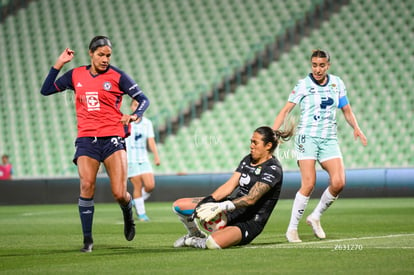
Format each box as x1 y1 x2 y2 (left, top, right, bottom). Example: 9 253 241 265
40 36 150 252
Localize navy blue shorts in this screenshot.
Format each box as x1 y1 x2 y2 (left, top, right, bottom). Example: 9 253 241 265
73 136 126 165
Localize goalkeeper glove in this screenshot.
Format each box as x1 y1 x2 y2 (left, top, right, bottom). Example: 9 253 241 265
196 201 236 222
189 195 217 221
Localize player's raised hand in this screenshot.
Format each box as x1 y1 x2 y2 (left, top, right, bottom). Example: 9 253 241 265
53 48 75 70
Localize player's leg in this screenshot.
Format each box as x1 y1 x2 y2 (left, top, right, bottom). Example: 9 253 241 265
306 157 344 239
307 140 344 239
172 198 207 247
140 171 155 200
104 149 135 241
286 135 318 242
77 155 100 252
130 175 143 198
130 174 149 221
210 226 242 248
286 159 316 242
320 157 345 197
185 219 263 249
138 172 155 220
185 226 242 249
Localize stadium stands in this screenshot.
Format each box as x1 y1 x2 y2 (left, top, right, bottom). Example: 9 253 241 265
0 0 412 177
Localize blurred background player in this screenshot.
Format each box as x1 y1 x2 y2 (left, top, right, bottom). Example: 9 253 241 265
172 126 294 249
273 49 367 243
126 99 161 222
40 36 150 252
0 154 13 180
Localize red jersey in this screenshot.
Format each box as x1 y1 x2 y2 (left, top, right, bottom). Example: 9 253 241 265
0 164 12 180
72 66 126 137
40 65 149 138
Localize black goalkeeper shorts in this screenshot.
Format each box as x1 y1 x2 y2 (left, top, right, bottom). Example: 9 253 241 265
231 218 265 246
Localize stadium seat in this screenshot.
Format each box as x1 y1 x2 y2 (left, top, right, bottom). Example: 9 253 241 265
1 0 412 176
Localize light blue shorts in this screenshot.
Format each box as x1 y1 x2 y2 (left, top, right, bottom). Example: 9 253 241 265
295 135 342 163
127 161 153 177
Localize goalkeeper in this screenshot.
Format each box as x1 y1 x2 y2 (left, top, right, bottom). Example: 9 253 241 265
172 126 294 249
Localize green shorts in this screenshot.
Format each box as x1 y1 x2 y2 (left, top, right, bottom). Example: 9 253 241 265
127 161 153 177
295 135 342 163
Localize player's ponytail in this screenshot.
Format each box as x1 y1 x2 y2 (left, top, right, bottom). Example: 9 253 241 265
254 124 295 154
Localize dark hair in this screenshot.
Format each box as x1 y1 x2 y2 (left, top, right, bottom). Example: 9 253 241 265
255 126 295 154
311 49 330 62
89 36 112 52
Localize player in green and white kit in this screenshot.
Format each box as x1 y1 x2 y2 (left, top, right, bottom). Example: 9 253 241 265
126 100 160 221
273 50 367 242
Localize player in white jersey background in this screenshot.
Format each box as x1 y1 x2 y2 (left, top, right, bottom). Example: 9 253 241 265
273 50 367 243
126 100 161 221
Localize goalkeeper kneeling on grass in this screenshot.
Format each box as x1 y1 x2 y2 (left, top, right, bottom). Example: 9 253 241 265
172 125 294 249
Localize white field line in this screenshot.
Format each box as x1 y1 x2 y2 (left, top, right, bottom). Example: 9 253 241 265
246 233 414 249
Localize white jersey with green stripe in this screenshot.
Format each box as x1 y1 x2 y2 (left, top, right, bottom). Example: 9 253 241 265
288 73 348 139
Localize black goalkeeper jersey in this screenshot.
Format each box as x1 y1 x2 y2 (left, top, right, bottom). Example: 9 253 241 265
228 154 283 226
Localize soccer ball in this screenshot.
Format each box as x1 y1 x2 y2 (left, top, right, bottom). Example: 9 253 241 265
200 212 227 233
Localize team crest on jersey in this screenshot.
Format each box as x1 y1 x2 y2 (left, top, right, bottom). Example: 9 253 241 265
85 92 100 111
255 166 262 175
103 81 112 91
329 83 339 93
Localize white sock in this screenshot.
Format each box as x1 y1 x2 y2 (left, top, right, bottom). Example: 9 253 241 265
288 192 310 230
134 197 146 215
205 235 221 249
142 187 151 201
310 188 337 220
173 206 202 236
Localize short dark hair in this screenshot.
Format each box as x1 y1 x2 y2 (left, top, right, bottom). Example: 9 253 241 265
89 36 112 52
311 49 330 62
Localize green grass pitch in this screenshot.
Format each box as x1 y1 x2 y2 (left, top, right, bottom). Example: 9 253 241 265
0 198 413 274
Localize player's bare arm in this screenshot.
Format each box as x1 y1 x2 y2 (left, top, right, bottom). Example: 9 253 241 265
211 172 241 201
53 48 75 70
273 102 296 130
232 181 271 208
341 104 367 146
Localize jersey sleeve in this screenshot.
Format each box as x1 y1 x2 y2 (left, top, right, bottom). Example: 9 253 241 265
40 67 74 95
235 155 249 173
337 77 347 98
288 79 306 104
337 77 349 108
119 72 150 117
259 164 282 188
